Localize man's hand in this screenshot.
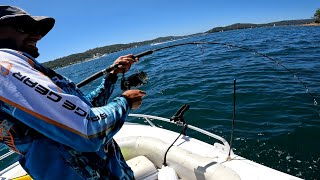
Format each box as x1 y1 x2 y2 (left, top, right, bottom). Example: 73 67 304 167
111 54 138 75
122 90 146 109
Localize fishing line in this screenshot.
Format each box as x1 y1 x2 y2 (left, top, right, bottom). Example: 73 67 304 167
76 41 318 106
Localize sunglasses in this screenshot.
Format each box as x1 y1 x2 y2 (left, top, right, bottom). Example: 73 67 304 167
6 19 41 35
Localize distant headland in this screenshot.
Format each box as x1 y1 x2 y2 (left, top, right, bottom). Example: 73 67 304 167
42 19 318 69
300 22 320 26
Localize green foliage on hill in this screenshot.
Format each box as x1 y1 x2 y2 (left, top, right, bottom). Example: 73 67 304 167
205 19 315 33
42 19 315 69
42 36 178 69
315 8 320 23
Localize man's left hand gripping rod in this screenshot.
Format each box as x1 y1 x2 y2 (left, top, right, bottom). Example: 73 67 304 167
76 50 153 88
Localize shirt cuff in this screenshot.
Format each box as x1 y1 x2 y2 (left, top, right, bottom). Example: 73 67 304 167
120 95 132 109
105 73 118 84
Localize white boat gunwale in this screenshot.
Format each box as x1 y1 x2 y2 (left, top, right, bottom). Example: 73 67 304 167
0 113 304 180
128 113 231 153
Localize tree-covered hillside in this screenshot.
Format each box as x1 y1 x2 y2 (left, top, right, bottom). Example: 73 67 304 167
42 36 179 69
205 19 314 33
43 19 315 69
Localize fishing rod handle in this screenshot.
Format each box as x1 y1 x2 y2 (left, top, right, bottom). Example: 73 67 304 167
76 65 115 88
133 50 153 58
179 104 190 116
170 104 190 123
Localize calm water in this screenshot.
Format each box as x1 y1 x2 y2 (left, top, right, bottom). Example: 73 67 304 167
1 26 320 179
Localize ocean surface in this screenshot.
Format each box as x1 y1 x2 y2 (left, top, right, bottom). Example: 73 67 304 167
1 26 320 179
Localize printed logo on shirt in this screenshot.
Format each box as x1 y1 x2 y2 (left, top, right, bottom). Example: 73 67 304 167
11 71 89 118
8 69 109 123
0 61 13 77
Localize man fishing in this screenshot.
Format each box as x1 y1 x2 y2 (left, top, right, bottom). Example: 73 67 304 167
0 5 145 179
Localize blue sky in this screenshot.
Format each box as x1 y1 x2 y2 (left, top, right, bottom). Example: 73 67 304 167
2 0 319 62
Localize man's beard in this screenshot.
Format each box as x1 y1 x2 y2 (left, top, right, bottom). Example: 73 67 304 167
0 38 40 58
21 44 40 58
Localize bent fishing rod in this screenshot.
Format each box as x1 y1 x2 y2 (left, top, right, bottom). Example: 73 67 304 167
76 41 318 105
76 42 221 88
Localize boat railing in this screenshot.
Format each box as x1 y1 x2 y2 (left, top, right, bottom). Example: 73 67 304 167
128 113 231 151
0 114 231 167
0 150 15 161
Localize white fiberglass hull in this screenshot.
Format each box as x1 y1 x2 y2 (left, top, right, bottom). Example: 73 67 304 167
115 118 302 180
0 114 303 180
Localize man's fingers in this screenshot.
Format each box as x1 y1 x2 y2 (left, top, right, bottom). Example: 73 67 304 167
132 90 146 96
122 89 145 110
123 90 146 98
139 90 146 96
123 57 137 63
131 97 143 110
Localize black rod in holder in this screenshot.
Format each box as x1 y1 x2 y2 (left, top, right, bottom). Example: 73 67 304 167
163 104 190 166
170 104 190 124
76 50 154 88
227 79 236 160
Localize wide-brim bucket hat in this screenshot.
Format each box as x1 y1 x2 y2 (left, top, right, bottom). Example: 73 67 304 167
0 5 55 37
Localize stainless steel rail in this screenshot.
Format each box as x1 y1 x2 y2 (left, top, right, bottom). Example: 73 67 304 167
129 113 231 150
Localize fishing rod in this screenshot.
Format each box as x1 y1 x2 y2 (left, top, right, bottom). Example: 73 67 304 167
76 41 318 105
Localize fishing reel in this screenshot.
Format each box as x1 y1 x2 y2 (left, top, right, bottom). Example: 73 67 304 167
121 71 148 91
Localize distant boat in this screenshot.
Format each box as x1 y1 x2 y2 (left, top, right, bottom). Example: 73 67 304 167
273 24 276 27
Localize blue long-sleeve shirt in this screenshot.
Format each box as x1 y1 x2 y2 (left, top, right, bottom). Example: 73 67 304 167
0 49 134 179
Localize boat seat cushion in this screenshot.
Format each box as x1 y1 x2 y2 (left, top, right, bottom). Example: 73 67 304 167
126 155 158 180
